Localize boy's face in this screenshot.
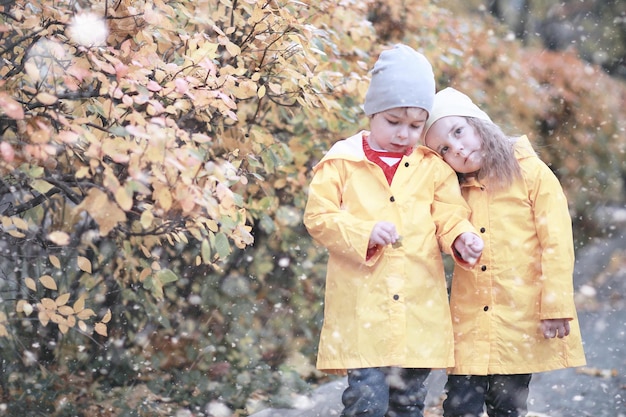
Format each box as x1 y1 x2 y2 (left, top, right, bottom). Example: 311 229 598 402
424 116 482 174
368 107 428 154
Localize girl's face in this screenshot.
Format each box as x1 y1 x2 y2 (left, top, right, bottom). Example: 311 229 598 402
424 116 483 174
368 107 428 154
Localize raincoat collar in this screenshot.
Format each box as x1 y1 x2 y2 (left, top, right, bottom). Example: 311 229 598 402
318 131 439 166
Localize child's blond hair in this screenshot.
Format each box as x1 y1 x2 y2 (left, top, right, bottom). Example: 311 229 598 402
465 117 521 190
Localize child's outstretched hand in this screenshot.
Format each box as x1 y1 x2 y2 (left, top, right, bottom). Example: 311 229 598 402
369 221 401 248
540 319 571 339
453 232 484 266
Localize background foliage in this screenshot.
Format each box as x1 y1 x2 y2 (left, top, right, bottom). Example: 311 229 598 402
0 0 624 416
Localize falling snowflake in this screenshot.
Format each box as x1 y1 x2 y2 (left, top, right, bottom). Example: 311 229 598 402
67 13 108 47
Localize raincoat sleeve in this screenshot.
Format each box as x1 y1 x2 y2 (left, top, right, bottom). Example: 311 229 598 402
431 164 477 266
303 159 381 266
527 161 577 320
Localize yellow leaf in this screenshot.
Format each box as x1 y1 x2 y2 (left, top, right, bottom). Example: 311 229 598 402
0 92 25 120
40 298 57 310
225 42 240 57
57 306 74 316
12 217 29 231
114 186 133 211
248 5 265 24
48 231 70 246
73 295 85 313
0 324 7 337
1 216 11 228
49 255 61 269
78 321 87 332
66 315 76 327
16 299 27 313
55 293 71 306
74 188 126 236
39 275 58 290
50 313 63 324
140 209 154 229
58 323 69 334
204 219 219 232
38 311 50 327
25 277 37 291
31 179 55 194
201 239 211 264
139 267 151 282
36 92 58 105
77 308 95 320
101 309 111 324
8 229 25 238
153 186 172 211
177 232 188 244
140 245 151 258
94 322 107 336
77 256 92 273
257 84 266 99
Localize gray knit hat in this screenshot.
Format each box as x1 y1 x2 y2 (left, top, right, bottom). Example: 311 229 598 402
363 44 435 116
423 87 492 138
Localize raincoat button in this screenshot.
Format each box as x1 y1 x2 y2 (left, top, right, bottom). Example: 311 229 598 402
390 196 395 202
484 306 489 311
480 227 486 233
404 162 409 167
481 265 487 271
393 294 399 300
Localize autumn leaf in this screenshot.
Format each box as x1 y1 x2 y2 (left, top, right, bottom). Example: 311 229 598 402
12 217 29 231
140 209 154 229
77 309 96 320
25 277 37 291
36 92 58 105
73 295 85 313
74 188 127 236
57 306 74 316
49 255 61 269
77 256 92 273
48 231 71 246
0 142 15 162
55 293 71 306
39 275 58 290
94 322 107 336
101 309 112 324
0 92 24 119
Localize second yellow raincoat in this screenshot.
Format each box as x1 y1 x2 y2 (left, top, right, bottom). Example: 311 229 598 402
449 136 586 375
304 131 478 374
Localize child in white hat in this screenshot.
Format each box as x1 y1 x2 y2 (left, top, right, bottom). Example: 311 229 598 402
423 87 586 417
304 47 484 417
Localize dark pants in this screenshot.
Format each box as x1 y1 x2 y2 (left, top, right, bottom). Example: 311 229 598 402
341 367 430 417
443 374 532 417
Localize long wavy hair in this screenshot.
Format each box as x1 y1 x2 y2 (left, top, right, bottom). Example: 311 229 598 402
465 117 521 190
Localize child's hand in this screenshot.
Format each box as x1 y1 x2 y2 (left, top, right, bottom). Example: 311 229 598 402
453 232 484 266
540 319 571 339
369 221 400 248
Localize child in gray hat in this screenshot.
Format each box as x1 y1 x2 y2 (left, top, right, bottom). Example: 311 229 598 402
303 45 484 417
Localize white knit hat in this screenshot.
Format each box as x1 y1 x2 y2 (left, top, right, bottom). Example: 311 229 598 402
363 44 435 116
423 87 492 137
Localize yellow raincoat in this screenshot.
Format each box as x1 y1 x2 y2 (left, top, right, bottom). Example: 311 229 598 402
304 131 478 374
449 136 586 375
